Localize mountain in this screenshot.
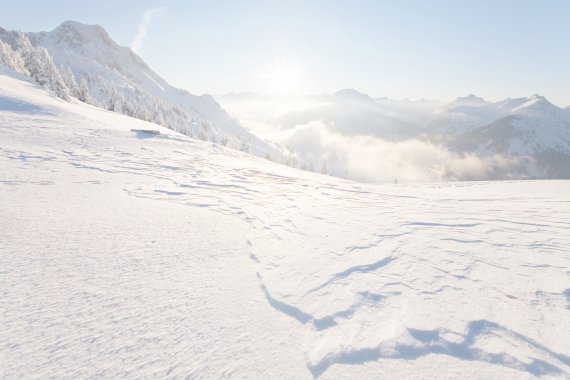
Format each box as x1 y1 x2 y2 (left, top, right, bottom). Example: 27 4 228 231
273 90 436 140
333 88 376 103
0 21 285 158
2 72 570 378
423 95 506 137
219 91 570 180
433 95 570 177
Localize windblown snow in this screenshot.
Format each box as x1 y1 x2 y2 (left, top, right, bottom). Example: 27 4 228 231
1 75 569 379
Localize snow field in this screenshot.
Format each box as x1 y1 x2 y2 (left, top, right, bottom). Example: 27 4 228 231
1 75 569 378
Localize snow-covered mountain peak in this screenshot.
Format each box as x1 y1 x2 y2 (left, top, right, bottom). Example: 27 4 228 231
441 94 491 117
528 93 548 102
33 21 148 71
333 88 375 102
511 93 559 115
453 94 486 104
51 21 115 48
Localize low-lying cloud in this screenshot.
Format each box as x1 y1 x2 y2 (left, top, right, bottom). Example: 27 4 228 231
217 94 534 183
274 121 524 183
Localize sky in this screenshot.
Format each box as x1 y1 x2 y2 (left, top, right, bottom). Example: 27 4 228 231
1 0 570 106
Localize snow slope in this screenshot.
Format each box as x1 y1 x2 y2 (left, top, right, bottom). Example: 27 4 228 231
1 74 570 379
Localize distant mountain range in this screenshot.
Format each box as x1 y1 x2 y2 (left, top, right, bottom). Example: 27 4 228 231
219 89 570 179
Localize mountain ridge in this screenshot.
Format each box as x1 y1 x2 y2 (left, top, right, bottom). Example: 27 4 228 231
0 20 288 160
219 90 570 180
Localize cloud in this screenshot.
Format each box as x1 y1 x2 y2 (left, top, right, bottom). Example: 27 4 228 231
273 121 525 183
131 7 166 54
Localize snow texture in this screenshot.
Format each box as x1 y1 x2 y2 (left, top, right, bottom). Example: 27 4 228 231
1 74 570 379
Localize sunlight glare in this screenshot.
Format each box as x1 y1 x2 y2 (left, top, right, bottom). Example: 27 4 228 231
268 62 301 95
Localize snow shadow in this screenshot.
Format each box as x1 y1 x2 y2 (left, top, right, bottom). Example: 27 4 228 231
312 291 395 331
133 130 158 139
0 95 50 114
564 289 570 309
308 256 395 294
258 279 312 325
308 319 570 378
257 266 395 332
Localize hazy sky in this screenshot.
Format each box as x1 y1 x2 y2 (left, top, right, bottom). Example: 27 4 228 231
2 0 570 105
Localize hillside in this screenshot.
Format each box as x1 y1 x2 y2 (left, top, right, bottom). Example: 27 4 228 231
0 21 285 159
2 74 569 378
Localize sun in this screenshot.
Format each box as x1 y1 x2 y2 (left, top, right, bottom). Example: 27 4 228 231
268 62 301 95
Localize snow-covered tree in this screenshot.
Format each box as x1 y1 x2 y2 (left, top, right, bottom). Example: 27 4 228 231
197 126 208 141
0 38 29 75
78 78 91 104
14 33 69 100
27 47 69 99
321 161 328 175
107 90 117 111
14 32 33 63
60 65 78 97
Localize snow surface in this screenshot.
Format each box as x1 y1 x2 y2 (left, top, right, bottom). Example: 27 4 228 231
1 74 570 378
